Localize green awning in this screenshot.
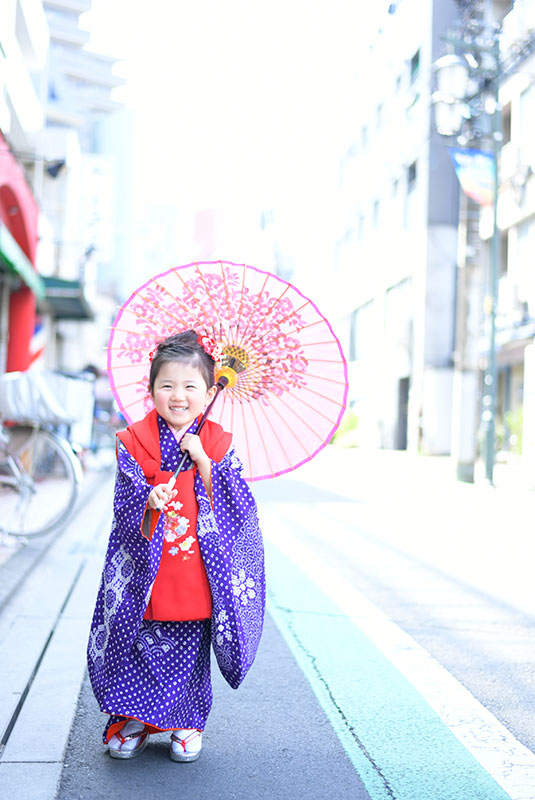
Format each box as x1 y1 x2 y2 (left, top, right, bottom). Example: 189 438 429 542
42 275 94 321
0 221 46 300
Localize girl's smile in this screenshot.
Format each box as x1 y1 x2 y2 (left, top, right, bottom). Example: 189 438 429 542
151 361 216 433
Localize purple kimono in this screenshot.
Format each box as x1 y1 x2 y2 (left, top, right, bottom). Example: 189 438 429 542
87 415 265 734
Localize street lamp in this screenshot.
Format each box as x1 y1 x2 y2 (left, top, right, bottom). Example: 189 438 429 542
432 35 501 485
432 55 470 135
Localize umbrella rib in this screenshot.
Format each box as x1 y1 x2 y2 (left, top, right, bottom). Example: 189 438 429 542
306 358 348 364
235 265 248 345
121 304 165 328
236 273 270 350
172 268 217 338
104 360 148 368
106 346 150 353
194 263 222 339
258 300 312 340
255 399 294 472
110 326 157 337
262 396 312 457
297 340 340 348
132 288 191 329
247 399 276 477
113 379 149 391
270 394 324 440
219 262 235 347
300 385 345 407
230 378 258 402
283 319 324 337
278 389 340 426
240 398 254 478
247 284 291 340
230 388 236 438
121 395 150 411
292 370 348 386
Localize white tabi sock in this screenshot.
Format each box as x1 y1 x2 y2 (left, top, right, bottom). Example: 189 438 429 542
109 718 146 752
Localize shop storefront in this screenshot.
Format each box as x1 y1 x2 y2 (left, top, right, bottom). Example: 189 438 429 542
0 132 44 373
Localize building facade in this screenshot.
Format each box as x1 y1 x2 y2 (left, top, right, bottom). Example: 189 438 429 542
336 0 460 455
480 0 535 471
0 0 49 373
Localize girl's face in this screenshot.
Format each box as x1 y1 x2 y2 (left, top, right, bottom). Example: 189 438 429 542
151 360 216 433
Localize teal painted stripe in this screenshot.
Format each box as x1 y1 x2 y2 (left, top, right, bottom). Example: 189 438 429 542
266 540 512 800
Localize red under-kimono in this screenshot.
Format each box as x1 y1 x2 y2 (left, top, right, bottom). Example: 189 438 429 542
117 410 231 623
143 463 212 621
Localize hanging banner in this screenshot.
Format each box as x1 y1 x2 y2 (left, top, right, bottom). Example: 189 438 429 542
448 147 495 206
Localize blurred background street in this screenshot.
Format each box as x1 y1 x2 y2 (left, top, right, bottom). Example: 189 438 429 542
1 0 535 798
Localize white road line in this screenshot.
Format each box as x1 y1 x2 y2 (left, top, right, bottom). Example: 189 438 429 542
263 513 535 800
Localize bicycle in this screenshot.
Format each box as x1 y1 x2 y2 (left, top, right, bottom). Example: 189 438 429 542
0 371 83 538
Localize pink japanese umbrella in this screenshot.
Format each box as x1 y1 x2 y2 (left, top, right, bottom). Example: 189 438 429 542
107 260 348 482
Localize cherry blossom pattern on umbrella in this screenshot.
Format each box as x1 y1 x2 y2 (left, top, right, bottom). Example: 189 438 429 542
108 260 348 481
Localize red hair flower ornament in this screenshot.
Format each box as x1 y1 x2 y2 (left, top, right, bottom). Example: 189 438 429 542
197 333 224 363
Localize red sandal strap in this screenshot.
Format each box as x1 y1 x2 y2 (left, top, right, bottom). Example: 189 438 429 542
117 728 148 746
171 730 201 751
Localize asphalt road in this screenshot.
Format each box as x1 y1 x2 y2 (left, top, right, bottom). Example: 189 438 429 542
57 615 370 800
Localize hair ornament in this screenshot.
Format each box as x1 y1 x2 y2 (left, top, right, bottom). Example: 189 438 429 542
197 333 224 362
148 350 155 362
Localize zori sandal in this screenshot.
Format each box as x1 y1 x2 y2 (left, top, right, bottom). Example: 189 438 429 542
170 729 203 762
108 720 150 759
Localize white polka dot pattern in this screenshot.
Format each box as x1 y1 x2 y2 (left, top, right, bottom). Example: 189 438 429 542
87 414 265 734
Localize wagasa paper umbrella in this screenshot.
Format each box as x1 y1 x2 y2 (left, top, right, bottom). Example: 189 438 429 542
108 260 348 481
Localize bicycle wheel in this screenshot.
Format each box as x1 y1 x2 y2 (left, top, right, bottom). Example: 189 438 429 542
0 428 80 537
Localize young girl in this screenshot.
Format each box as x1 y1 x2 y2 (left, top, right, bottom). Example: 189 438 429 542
87 330 265 762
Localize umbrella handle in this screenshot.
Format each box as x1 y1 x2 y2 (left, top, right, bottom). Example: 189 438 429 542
154 376 229 512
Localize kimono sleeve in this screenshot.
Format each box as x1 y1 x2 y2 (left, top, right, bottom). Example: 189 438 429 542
194 445 265 689
114 441 157 540
87 442 165 707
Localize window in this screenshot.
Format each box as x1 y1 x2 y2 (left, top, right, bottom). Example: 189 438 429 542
350 301 374 361
410 49 420 84
407 161 417 192
385 279 412 348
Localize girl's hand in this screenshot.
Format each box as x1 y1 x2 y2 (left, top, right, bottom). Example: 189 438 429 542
148 483 178 510
180 433 208 466
182 433 212 500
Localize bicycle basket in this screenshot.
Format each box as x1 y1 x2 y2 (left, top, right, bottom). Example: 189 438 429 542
0 371 75 426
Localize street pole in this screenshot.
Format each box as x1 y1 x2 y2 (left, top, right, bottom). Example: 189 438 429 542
482 40 501 485
433 24 502 485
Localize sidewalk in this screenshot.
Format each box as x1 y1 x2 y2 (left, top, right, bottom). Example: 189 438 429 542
0 469 116 799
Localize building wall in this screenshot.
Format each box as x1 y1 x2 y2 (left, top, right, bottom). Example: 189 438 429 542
337 0 459 454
